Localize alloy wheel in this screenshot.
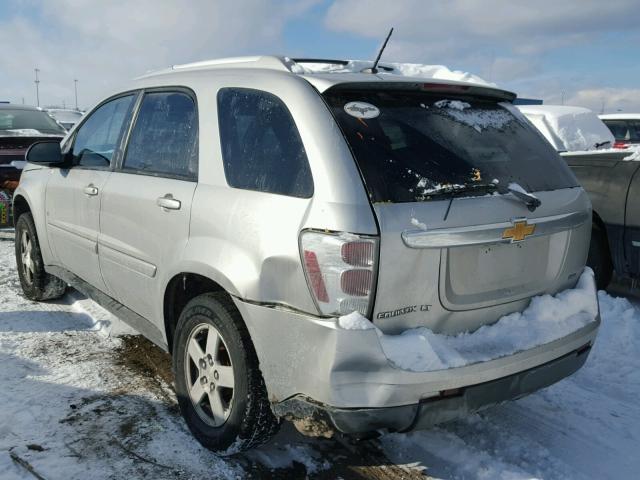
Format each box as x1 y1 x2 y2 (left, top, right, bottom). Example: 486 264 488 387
184 323 235 427
20 230 35 286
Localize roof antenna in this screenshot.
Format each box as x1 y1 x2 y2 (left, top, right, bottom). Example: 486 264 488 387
362 27 394 74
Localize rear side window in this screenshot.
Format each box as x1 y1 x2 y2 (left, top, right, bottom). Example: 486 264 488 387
217 88 313 198
123 91 198 179
324 89 578 203
72 95 134 167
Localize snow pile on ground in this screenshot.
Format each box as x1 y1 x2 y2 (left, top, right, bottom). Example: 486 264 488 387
339 268 597 372
292 59 494 86
517 105 615 152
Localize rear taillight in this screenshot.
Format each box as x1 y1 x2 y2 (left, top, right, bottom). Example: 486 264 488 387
613 141 629 149
300 231 378 317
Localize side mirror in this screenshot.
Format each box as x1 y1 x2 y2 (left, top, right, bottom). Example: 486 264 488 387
25 141 64 165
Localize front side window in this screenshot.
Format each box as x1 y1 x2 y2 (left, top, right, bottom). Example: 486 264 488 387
123 91 198 179
72 95 134 167
217 88 313 198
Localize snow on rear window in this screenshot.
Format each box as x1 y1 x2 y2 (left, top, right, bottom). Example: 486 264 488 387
435 99 513 133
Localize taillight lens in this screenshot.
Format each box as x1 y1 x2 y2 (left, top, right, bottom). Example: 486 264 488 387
613 141 629 149
300 231 378 317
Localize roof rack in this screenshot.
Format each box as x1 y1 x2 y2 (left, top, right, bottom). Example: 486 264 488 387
292 58 395 72
138 56 297 79
171 56 294 72
292 58 349 66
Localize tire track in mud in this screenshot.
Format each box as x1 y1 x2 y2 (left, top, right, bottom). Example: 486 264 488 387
115 334 428 479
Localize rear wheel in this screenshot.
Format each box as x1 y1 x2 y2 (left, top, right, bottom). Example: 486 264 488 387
15 213 67 301
586 223 613 290
173 292 279 453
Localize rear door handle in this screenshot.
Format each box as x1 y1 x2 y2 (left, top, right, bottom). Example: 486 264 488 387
84 185 99 196
156 194 181 211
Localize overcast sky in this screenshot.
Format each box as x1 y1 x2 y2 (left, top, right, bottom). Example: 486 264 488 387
2 0 639 113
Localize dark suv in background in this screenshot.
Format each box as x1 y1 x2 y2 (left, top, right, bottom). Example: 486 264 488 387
0 104 65 226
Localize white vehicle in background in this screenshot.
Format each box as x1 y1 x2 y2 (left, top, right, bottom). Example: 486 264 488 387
517 105 614 153
46 108 84 131
599 114 640 149
517 104 640 289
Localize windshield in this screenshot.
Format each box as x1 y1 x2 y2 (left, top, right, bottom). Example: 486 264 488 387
0 108 66 135
324 89 578 203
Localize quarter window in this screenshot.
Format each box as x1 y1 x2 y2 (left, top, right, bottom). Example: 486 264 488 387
217 88 313 198
123 91 198 179
71 95 134 167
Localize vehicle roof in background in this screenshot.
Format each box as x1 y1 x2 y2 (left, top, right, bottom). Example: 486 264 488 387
517 104 615 152
599 113 640 120
0 104 43 111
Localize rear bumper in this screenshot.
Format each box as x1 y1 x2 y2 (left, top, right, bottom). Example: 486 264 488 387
275 343 591 433
233 299 599 431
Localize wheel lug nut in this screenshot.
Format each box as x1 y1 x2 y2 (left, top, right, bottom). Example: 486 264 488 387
199 359 207 369
207 354 214 366
213 370 219 380
209 383 215 392
200 376 208 385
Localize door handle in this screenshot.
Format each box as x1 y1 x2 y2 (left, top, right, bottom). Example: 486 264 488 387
84 185 99 196
156 194 181 211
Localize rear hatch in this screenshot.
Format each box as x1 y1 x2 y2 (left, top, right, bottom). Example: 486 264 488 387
324 86 591 334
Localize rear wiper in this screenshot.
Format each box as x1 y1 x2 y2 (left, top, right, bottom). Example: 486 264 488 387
507 182 541 212
594 140 611 149
430 183 499 221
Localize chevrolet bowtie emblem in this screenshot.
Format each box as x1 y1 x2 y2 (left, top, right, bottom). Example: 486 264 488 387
503 220 536 242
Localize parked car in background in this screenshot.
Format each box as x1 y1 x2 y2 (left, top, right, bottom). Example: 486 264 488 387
0 104 65 227
517 105 615 153
599 114 640 149
518 105 638 289
14 57 599 452
46 108 84 131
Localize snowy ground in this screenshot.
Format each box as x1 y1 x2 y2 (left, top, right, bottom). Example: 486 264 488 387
1 231 639 479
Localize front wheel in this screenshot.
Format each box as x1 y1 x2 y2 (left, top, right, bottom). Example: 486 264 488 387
173 292 279 453
15 213 67 301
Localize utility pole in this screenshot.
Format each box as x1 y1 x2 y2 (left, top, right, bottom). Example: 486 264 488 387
34 68 40 107
74 79 78 110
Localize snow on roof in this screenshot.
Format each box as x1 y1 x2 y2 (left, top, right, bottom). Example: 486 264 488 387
517 105 615 152
292 59 494 87
141 56 495 89
599 113 640 120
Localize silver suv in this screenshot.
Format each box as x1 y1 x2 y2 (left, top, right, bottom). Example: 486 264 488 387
13 56 600 453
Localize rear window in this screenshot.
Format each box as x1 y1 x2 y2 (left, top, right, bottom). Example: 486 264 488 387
324 90 578 203
602 119 640 142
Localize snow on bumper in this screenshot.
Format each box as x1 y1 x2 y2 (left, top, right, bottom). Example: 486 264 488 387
233 268 599 410
340 268 599 372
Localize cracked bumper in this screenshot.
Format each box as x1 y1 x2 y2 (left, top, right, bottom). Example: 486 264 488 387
234 299 599 431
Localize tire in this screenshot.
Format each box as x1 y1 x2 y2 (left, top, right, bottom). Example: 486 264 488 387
15 212 67 301
586 224 613 290
173 292 279 453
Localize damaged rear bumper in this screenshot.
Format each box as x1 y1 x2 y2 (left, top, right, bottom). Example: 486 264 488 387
233 298 599 433
273 343 591 434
